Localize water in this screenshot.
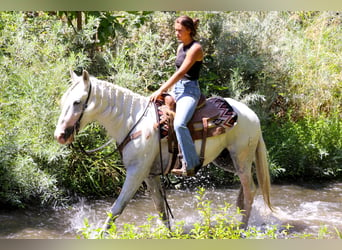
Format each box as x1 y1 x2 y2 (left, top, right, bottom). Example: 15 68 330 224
0 182 341 239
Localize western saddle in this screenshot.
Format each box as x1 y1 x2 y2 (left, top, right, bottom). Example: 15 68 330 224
155 94 237 175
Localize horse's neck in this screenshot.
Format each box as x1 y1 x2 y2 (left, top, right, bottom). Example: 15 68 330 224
91 80 148 142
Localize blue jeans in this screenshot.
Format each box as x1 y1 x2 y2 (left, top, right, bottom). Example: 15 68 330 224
173 79 201 170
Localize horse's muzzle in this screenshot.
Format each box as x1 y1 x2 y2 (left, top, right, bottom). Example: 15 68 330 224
54 126 75 144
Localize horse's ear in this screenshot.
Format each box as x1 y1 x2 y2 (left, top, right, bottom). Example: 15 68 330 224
70 70 78 83
82 70 90 87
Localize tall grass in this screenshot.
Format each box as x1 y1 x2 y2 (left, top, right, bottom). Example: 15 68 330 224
285 12 342 117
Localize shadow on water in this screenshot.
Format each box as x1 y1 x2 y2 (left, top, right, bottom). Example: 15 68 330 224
0 207 75 239
0 182 341 239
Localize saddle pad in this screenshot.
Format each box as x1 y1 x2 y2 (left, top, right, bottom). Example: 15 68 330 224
155 97 238 139
206 97 238 128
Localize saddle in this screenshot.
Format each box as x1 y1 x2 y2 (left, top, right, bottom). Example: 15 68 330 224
155 94 238 175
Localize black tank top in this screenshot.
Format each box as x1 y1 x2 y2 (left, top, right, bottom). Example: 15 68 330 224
175 41 202 80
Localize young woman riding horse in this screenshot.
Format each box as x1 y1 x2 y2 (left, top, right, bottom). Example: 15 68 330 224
150 16 203 177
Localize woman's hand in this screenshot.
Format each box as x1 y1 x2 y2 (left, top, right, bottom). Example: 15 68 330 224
149 88 163 102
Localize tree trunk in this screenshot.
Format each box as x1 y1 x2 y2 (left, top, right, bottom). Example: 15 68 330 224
76 11 82 31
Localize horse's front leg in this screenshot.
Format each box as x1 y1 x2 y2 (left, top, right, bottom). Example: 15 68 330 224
144 175 170 229
103 164 151 230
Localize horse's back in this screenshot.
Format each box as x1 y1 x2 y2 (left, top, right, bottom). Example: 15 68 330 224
224 98 260 125
222 98 262 151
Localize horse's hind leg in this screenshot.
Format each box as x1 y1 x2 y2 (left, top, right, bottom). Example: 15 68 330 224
215 148 255 227
237 170 255 227
232 156 256 228
144 175 170 229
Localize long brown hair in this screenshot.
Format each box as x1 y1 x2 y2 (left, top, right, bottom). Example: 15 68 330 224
175 15 199 38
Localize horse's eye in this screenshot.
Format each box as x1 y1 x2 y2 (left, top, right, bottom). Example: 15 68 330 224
73 100 81 106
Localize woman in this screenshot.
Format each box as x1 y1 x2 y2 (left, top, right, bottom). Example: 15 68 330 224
150 15 203 176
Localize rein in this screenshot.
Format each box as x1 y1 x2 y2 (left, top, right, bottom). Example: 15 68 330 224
116 101 152 155
152 101 174 219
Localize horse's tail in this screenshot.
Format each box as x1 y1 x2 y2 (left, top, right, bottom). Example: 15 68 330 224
255 134 273 211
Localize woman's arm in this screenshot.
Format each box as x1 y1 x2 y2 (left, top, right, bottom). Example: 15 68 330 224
150 43 203 101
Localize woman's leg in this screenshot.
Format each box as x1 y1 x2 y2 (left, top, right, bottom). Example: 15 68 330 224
173 95 200 170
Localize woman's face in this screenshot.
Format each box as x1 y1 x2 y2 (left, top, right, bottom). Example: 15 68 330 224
175 23 191 42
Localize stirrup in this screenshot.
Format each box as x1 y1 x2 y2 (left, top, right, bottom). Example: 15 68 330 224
171 161 201 177
171 166 196 177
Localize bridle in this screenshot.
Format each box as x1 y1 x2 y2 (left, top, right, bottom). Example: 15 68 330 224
74 81 92 135
69 79 152 157
62 81 92 143
69 79 110 155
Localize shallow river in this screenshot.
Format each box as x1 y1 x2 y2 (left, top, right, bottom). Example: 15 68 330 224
1 182 341 239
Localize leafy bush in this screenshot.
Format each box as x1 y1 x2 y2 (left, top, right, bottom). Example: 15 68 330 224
265 112 341 181
0 12 92 207
62 124 125 197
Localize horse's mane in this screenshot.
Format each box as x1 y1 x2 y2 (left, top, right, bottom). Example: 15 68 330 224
94 77 144 100
61 75 146 107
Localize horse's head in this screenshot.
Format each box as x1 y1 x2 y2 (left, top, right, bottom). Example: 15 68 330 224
54 70 92 144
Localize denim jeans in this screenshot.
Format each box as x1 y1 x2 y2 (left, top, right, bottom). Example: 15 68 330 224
173 79 201 170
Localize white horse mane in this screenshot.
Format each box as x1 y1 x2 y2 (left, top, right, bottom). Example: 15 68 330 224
91 77 148 118
62 75 145 105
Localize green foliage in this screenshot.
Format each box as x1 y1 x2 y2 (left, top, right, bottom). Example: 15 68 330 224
188 187 245 239
284 12 342 118
264 112 341 181
78 188 245 239
97 11 176 93
0 11 81 207
0 12 130 207
63 124 125 197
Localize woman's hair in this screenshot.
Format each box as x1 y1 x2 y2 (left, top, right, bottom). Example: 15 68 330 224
175 15 199 38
